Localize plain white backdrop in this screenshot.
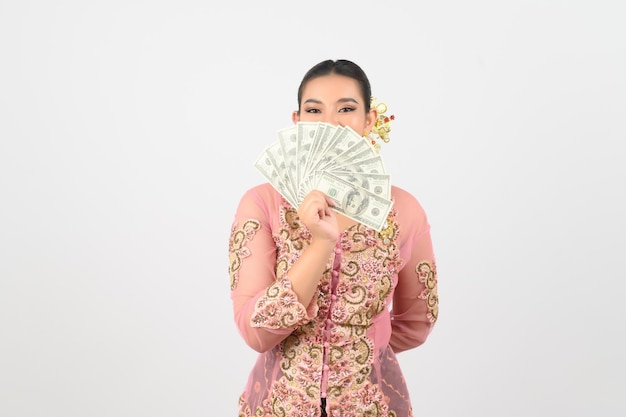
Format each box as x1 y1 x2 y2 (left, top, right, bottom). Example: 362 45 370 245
1 1 624 416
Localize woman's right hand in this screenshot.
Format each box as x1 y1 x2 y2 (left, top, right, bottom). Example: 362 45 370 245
297 190 339 244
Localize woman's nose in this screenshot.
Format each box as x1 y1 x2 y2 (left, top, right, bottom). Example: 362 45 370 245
322 113 339 126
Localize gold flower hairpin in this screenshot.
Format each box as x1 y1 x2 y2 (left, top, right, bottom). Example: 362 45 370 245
366 97 395 153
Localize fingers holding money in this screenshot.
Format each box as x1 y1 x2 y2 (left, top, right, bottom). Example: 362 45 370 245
298 190 339 243
299 190 333 221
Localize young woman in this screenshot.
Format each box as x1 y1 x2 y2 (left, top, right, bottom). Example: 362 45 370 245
228 59 438 417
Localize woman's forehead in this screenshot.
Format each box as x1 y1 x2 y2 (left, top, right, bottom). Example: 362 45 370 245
301 74 361 100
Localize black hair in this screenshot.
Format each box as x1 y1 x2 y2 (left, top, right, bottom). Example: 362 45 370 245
296 59 372 114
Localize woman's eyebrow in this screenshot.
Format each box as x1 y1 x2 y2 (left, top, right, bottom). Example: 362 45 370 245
337 98 359 104
303 97 360 105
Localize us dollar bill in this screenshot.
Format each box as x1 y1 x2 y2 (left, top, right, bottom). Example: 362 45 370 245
330 135 377 167
256 122 392 214
301 123 334 189
254 148 297 208
331 171 391 199
315 171 393 231
331 155 387 176
296 122 319 191
277 125 299 196
315 126 361 172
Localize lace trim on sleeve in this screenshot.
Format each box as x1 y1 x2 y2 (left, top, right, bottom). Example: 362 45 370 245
250 277 315 329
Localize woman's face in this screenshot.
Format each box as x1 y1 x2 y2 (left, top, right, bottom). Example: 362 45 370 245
293 74 377 135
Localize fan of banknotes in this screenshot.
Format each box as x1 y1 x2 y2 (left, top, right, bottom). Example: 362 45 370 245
254 122 393 231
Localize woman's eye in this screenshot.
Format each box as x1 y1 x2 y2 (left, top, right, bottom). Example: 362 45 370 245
305 108 321 114
339 107 355 113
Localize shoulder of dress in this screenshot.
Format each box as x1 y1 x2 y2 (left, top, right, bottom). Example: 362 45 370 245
246 182 275 193
243 183 281 200
390 185 422 208
390 185 430 228
238 183 292 220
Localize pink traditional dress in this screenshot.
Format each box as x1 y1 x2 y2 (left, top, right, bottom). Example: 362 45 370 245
229 183 438 417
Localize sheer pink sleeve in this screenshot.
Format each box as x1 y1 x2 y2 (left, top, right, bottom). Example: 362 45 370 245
389 187 439 353
228 185 314 353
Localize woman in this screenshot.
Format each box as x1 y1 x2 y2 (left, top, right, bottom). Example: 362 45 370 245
228 59 438 417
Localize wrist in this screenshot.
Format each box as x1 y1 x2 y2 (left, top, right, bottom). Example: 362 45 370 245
309 238 337 254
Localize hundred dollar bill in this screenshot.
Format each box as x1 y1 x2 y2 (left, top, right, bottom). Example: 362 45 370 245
301 123 334 191
296 122 319 192
332 171 391 199
315 125 361 172
277 125 299 197
296 123 365 200
331 155 387 176
254 147 298 208
307 123 334 165
315 171 393 231
328 135 377 167
267 140 298 202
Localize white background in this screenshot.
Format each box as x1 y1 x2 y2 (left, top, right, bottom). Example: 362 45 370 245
1 1 624 416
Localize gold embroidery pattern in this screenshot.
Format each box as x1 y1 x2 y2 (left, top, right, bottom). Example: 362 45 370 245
251 278 309 328
278 209 401 414
228 219 261 290
240 202 406 416
249 205 316 330
275 206 310 264
416 261 438 323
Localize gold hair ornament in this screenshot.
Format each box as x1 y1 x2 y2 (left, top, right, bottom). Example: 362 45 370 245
366 97 395 152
